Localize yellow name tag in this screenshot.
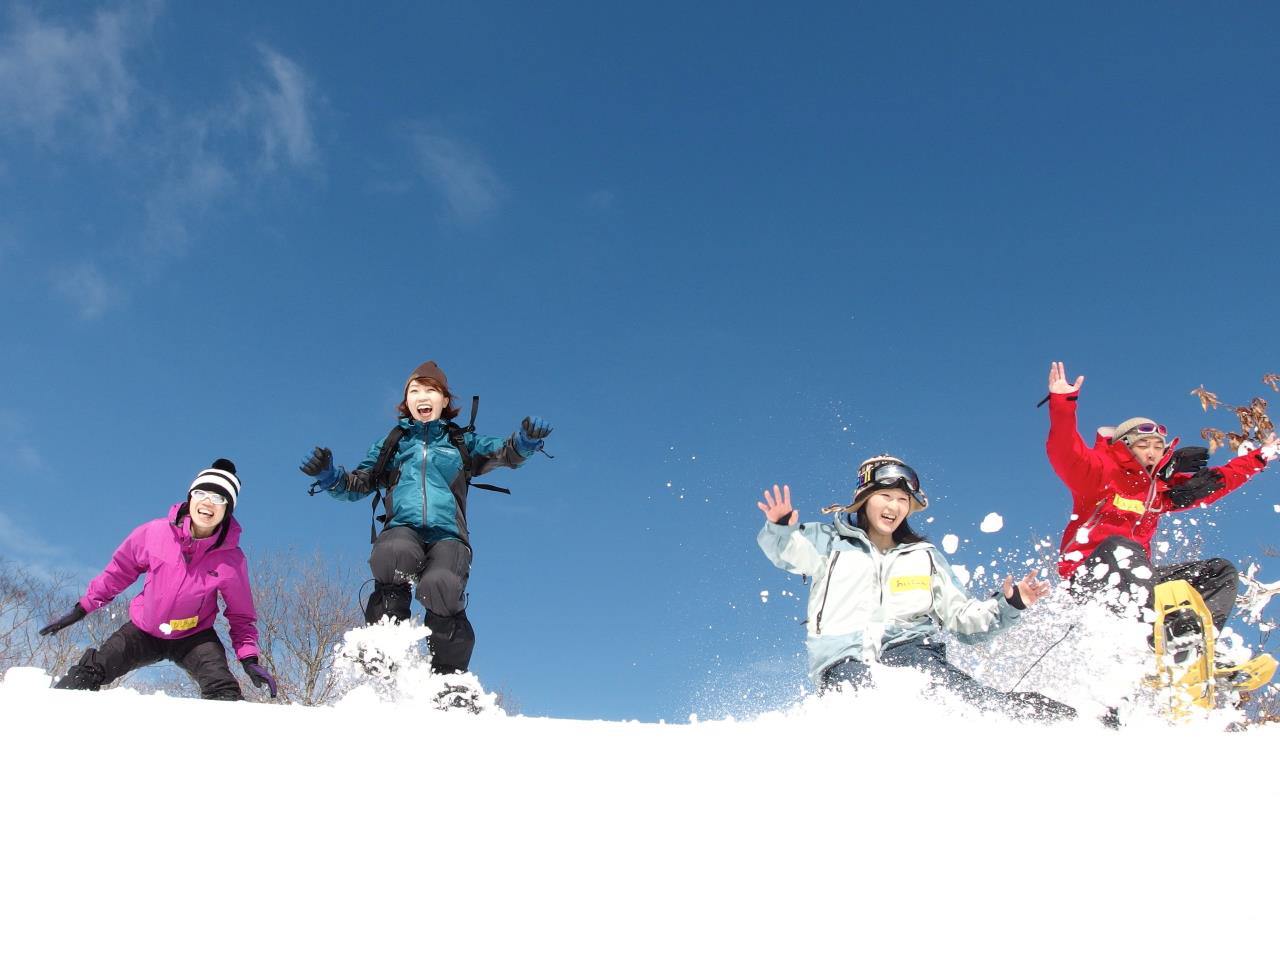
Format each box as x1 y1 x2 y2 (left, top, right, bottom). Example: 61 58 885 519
890 576 930 593
167 616 199 632
1112 495 1146 515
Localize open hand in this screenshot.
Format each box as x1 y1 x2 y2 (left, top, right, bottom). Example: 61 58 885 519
1004 573 1050 608
756 484 798 525
1048 361 1084 395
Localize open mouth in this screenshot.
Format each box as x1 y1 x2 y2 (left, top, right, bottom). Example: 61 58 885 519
196 505 217 521
416 403 434 418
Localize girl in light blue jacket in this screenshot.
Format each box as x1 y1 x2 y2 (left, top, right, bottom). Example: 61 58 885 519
757 455 1074 721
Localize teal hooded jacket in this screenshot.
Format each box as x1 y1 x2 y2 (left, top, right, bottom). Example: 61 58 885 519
329 417 528 545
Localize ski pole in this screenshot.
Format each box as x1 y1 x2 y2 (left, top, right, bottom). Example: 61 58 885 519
1007 625 1075 693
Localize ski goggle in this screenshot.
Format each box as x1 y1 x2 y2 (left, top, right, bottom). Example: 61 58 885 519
1125 422 1167 438
190 489 228 506
859 461 922 494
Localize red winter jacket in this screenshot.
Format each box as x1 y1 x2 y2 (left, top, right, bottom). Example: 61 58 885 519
1046 390 1267 578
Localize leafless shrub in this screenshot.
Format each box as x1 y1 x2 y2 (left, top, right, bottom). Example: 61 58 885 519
242 549 362 705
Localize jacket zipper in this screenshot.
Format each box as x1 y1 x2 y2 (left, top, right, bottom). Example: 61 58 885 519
814 552 841 635
421 434 429 527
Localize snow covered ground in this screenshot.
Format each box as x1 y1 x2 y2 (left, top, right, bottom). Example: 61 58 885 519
3 622 1278 959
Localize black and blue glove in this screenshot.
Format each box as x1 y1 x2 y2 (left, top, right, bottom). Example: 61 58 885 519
240 656 278 699
300 446 338 491
515 417 553 457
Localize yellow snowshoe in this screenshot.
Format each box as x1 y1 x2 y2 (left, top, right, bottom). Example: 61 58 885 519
1147 580 1279 718
1148 579 1217 717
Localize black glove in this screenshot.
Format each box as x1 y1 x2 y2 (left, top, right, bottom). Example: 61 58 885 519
39 603 87 637
300 446 333 477
1159 446 1210 481
240 656 278 699
1166 468 1225 508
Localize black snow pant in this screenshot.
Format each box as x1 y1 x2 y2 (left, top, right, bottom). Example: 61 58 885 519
820 642 1077 722
366 527 475 674
1069 535 1238 631
53 621 243 700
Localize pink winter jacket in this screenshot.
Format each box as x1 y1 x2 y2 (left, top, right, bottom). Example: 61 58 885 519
79 504 260 659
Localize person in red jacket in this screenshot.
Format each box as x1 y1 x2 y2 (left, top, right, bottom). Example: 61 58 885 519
1045 361 1274 634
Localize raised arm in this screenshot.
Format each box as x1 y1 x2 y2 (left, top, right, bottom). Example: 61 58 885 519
470 417 555 475
1045 361 1106 495
1163 431 1274 512
756 484 826 577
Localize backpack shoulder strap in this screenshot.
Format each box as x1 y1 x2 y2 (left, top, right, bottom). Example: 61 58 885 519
446 397 511 495
366 424 407 544
371 424 407 488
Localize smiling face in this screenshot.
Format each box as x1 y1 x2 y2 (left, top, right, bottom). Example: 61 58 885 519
188 490 228 537
1127 435 1167 470
863 488 911 540
405 379 448 423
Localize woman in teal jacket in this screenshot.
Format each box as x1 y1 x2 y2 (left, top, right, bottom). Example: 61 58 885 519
301 360 552 674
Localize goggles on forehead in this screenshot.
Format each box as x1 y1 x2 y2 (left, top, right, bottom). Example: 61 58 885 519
1126 422 1168 439
859 461 922 493
190 489 228 506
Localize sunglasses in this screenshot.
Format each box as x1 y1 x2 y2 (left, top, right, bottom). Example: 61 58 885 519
190 489 228 506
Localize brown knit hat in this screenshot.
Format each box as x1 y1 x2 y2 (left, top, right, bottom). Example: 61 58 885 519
400 361 461 421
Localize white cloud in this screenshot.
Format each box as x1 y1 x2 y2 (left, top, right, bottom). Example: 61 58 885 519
0 411 43 471
251 44 318 171
412 129 504 223
0 1 159 145
0 509 62 560
53 260 117 320
143 121 236 255
144 45 316 257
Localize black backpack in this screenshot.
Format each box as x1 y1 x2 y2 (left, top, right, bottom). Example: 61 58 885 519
365 395 510 543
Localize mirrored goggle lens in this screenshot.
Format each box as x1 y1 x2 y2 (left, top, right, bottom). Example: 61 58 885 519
871 463 921 492
1133 422 1168 436
190 489 227 505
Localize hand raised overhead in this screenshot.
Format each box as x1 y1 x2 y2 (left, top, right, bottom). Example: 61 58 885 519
756 484 798 525
1048 361 1084 395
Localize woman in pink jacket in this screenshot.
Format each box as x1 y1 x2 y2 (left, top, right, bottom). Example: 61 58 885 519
39 459 276 700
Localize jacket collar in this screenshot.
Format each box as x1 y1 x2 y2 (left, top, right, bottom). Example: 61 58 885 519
400 416 452 440
831 513 931 555
1096 434 1181 475
167 502 241 555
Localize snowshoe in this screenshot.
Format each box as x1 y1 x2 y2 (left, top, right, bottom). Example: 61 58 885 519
339 639 400 681
1147 579 1217 717
433 681 485 714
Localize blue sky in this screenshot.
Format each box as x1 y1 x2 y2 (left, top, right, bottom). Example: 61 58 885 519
2 1 1277 720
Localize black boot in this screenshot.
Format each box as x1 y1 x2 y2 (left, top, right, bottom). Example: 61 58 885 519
54 650 107 691
365 583 413 625
425 611 475 674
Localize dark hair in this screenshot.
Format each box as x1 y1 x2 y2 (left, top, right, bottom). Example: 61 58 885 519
397 378 461 421
854 504 928 545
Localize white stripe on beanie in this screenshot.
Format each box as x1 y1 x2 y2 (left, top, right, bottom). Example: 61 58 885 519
189 466 240 508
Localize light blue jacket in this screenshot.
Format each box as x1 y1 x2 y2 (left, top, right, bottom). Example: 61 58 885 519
758 514 1022 685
